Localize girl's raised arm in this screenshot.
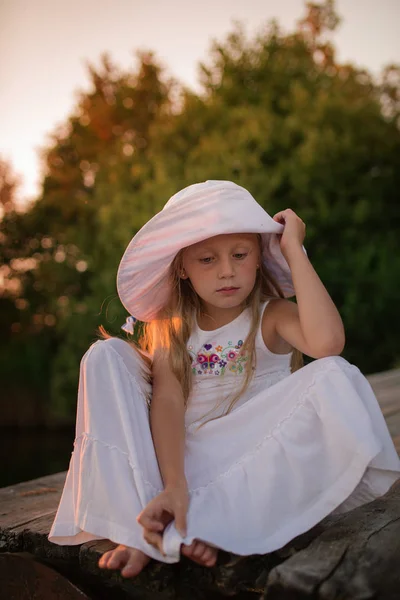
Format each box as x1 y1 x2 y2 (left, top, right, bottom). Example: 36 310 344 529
269 208 346 359
277 244 345 358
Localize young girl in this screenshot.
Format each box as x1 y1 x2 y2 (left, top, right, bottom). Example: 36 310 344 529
48 180 400 578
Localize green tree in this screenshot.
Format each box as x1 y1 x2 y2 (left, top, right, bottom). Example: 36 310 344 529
149 2 400 372
1 52 173 421
2 0 400 425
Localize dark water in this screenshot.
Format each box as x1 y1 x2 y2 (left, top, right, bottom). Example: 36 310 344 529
0 427 75 488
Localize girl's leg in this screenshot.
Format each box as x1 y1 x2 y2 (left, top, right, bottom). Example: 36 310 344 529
49 338 165 559
49 337 218 575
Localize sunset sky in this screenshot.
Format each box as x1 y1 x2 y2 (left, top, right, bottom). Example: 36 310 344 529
1 0 400 204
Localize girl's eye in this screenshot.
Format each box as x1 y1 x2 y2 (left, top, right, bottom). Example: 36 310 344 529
199 253 248 263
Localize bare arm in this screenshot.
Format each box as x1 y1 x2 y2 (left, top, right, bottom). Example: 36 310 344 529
265 246 345 359
150 348 187 488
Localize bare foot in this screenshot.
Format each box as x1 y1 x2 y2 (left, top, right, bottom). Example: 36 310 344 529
98 544 151 578
181 539 218 567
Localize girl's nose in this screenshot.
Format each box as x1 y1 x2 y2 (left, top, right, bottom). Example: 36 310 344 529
218 257 235 278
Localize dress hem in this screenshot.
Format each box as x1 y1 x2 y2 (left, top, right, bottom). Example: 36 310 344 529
49 437 389 564
48 513 176 564
163 438 386 559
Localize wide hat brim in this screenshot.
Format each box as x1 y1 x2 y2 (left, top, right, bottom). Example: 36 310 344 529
117 180 305 321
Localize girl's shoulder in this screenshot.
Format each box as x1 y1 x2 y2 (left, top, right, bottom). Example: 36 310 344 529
261 297 291 321
261 297 295 316
261 298 294 355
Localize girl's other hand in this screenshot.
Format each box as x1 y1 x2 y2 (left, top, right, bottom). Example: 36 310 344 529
272 208 306 259
136 480 189 555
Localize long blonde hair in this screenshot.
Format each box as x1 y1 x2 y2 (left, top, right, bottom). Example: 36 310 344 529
105 236 303 425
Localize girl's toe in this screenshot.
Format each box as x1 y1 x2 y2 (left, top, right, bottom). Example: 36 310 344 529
181 541 196 556
121 551 150 578
206 551 218 567
121 564 137 578
109 548 129 569
98 550 112 568
201 547 215 563
193 541 206 558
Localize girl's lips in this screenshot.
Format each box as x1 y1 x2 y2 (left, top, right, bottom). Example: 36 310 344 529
217 287 239 294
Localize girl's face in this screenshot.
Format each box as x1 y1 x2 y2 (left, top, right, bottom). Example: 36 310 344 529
182 233 260 314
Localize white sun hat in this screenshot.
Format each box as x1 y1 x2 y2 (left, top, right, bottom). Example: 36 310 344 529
117 180 305 322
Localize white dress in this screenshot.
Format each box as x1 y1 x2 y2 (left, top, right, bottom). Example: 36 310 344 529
48 300 400 563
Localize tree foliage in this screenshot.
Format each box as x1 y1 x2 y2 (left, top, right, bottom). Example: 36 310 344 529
1 1 399 425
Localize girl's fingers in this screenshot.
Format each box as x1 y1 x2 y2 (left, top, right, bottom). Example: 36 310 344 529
136 513 163 531
273 208 303 222
136 502 164 527
143 529 165 555
273 213 287 224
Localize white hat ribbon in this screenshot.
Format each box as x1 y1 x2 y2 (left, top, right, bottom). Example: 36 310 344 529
121 315 137 334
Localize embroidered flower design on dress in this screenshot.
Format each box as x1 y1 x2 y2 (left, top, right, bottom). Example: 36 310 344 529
189 340 247 376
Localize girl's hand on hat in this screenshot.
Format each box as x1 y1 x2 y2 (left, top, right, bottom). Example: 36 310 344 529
136 481 189 555
272 209 306 260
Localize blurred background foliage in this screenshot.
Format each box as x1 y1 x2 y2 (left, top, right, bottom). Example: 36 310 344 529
1 0 400 427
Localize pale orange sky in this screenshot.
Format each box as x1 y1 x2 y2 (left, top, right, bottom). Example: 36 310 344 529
1 0 399 204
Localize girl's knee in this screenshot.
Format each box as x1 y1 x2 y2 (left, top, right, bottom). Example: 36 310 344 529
80 338 116 371
310 355 354 377
82 337 145 367
81 338 152 396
